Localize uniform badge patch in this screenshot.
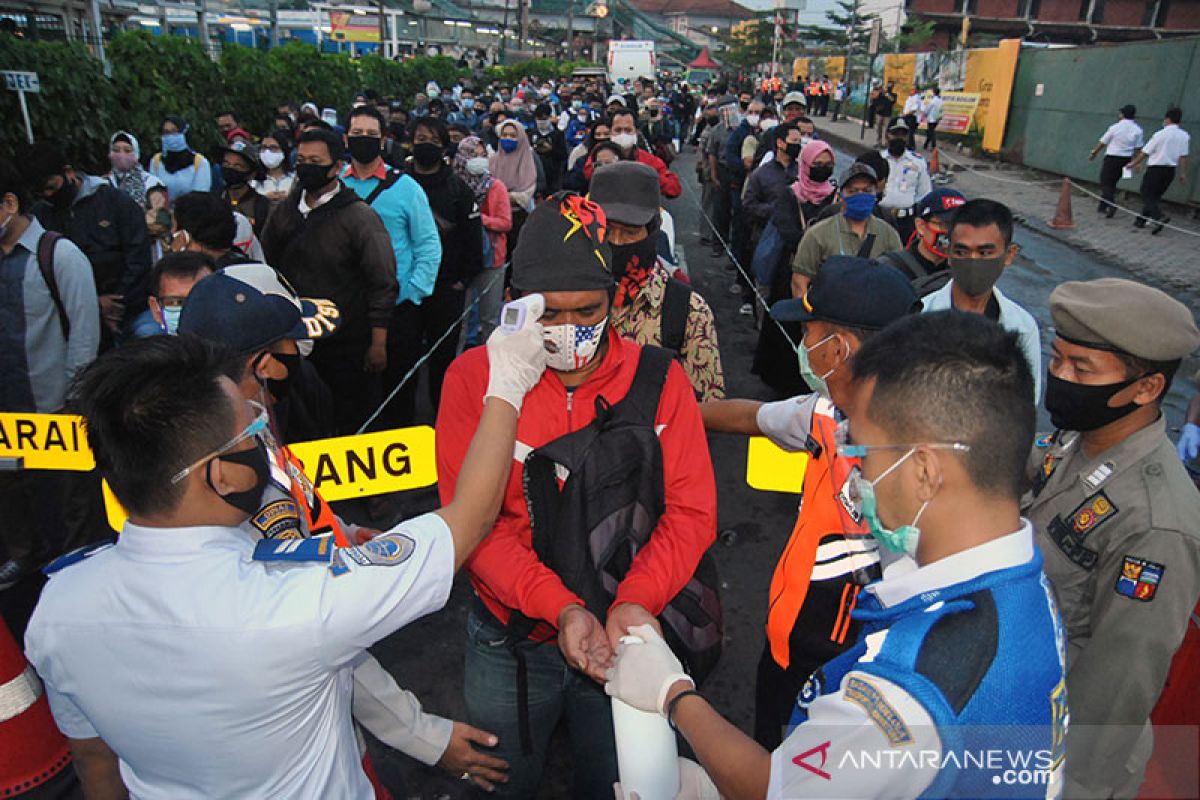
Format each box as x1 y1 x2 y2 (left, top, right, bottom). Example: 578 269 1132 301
252 499 301 539
1035 433 1054 448
1071 492 1117 535
797 669 824 710
843 676 913 746
1115 556 1164 602
252 535 333 563
344 533 417 567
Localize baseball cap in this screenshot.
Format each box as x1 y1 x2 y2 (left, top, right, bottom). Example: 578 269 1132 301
771 256 919 329
782 90 807 108
916 188 967 219
217 139 259 168
606 94 626 107
511 193 614 295
887 118 910 132
178 263 342 354
587 161 660 227
842 162 879 185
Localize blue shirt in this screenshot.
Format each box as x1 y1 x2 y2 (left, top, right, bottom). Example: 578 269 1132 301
341 165 442 306
147 152 212 202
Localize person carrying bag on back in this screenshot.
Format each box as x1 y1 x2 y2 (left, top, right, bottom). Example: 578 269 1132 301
436 193 719 800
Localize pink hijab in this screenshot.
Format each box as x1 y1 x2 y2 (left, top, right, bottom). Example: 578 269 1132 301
792 140 836 205
489 120 538 197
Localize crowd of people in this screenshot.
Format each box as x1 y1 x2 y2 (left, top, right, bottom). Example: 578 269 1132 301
1 67 1198 800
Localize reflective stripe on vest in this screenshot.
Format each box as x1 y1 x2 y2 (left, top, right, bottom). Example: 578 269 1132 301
0 665 41 724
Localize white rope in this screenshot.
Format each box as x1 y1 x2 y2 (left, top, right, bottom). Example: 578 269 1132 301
935 149 1200 238
356 269 506 435
678 172 800 351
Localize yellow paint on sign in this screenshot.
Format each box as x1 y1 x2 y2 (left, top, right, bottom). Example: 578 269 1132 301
938 91 981 134
103 480 126 532
289 426 437 502
0 413 93 471
825 57 845 84
969 38 1021 153
745 436 808 493
883 53 917 95
792 57 809 82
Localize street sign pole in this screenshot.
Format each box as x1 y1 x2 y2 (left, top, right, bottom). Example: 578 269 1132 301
17 88 32 144
859 20 880 141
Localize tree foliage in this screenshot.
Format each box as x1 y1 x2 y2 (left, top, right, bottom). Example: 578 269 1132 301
0 32 467 173
797 0 878 52
722 16 776 69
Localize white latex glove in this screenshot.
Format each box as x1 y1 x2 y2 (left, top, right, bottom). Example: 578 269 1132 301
613 758 721 800
484 321 547 412
604 624 693 716
1178 422 1200 462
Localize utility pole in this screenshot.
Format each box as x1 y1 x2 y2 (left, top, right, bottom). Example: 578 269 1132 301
518 0 529 48
378 0 387 56
894 3 902 51
566 0 574 59
196 0 210 56
269 0 279 48
770 0 784 80
501 0 510 59
89 0 108 71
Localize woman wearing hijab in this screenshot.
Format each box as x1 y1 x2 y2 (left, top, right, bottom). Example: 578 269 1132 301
488 120 537 214
453 135 512 346
148 115 212 201
752 140 839 394
105 131 163 209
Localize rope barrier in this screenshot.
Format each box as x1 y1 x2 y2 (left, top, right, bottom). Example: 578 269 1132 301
355 268 506 435
678 172 800 352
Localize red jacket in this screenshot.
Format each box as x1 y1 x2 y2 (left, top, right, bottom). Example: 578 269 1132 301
436 331 716 639
583 147 682 199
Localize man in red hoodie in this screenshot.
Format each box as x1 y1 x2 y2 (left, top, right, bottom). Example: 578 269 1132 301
436 193 716 799
583 107 682 198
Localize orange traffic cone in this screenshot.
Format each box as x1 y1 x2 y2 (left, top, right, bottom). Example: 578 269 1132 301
1049 178 1075 229
929 147 940 176
0 620 72 796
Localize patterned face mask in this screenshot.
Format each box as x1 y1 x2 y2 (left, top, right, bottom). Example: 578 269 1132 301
542 319 607 372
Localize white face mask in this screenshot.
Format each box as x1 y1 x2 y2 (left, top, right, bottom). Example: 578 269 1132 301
260 150 285 169
745 113 761 128
465 156 489 176
801 135 813 148
760 119 779 132
611 132 638 151
543 319 607 372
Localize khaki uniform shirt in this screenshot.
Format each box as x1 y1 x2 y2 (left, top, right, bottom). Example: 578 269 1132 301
1022 416 1200 798
610 264 726 402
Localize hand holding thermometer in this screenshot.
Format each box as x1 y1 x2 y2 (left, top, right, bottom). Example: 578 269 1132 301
499 293 546 334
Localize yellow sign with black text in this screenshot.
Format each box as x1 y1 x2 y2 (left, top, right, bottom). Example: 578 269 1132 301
289 426 437 502
745 436 808 493
0 413 93 471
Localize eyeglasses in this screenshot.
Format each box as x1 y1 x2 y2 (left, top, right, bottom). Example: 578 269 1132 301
171 400 269 485
837 442 971 459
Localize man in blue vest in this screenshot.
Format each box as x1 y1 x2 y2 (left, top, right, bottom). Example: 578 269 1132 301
607 311 1068 799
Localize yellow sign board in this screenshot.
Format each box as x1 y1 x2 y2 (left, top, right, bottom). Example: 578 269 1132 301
745 436 807 494
938 91 981 134
966 38 1021 153
882 53 917 95
289 426 437 502
824 56 845 84
0 412 93 471
792 57 809 82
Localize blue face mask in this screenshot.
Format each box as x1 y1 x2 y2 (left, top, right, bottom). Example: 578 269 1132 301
462 98 475 110
160 305 182 335
162 132 188 153
843 192 877 221
500 138 519 153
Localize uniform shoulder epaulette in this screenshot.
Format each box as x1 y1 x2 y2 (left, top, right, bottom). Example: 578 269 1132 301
43 538 117 575
253 535 335 563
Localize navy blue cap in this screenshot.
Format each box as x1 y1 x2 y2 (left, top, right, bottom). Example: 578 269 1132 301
916 188 966 219
771 256 920 330
178 263 341 353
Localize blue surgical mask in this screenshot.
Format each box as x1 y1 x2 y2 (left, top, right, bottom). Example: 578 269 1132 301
462 98 475 110
162 132 188 153
161 305 182 335
796 333 839 399
843 192 877 221
500 138 519 153
852 448 929 558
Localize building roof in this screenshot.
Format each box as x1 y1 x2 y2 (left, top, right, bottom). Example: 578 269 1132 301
627 0 753 19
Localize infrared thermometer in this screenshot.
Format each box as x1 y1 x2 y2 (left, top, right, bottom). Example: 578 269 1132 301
499 293 545 333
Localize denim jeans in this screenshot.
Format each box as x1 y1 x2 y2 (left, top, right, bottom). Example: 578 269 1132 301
464 610 619 799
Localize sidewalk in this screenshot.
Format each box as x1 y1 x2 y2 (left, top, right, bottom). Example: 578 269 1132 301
814 115 1200 307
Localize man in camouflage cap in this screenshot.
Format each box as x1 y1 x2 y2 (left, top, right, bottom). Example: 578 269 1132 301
1023 277 1200 798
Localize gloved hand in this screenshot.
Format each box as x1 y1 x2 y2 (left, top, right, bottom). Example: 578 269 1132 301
612 757 720 800
604 624 693 716
1178 423 1200 463
484 321 547 412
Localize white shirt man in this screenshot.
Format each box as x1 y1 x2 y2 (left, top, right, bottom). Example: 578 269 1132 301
1142 121 1191 166
902 90 922 116
923 93 944 125
27 514 454 798
1100 117 1144 158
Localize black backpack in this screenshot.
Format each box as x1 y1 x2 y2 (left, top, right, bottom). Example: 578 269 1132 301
660 277 692 358
880 248 951 298
504 346 724 749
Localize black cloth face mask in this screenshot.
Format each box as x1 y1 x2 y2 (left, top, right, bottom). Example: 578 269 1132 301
1043 373 1143 432
206 440 271 517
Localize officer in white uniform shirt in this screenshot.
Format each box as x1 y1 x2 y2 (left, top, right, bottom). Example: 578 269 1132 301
606 312 1067 800
1128 106 1190 233
880 119 932 244
25 319 547 797
1088 104 1144 217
